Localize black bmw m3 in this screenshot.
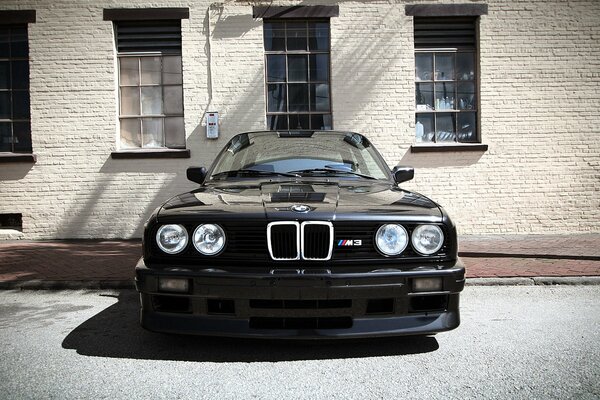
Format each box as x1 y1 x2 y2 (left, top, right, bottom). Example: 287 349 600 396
135 130 465 338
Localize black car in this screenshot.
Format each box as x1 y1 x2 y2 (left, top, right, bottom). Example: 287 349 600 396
135 131 465 338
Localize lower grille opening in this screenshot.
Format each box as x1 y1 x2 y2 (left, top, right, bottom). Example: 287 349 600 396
366 298 395 315
409 295 448 313
207 299 236 315
152 295 192 314
249 299 352 309
249 317 353 330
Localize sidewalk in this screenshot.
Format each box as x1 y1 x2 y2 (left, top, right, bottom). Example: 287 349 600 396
0 234 599 289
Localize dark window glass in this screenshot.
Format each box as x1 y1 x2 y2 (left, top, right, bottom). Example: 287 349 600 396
12 121 32 152
264 22 285 51
457 112 477 142
264 20 332 131
0 61 9 89
0 92 10 119
116 21 185 150
11 60 29 89
0 29 10 58
10 28 28 58
0 122 10 152
12 91 29 119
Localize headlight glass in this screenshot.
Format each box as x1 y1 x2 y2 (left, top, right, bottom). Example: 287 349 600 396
375 224 408 256
193 224 226 255
156 224 188 254
411 224 444 255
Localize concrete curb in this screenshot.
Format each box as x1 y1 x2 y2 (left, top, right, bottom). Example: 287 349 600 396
1 276 600 290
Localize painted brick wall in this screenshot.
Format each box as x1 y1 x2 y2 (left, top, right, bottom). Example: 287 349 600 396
0 0 598 239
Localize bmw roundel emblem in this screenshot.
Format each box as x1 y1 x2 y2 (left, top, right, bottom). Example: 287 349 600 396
291 204 311 213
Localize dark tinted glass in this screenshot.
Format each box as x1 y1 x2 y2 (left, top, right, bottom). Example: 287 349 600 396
266 55 286 82
10 27 28 58
310 84 329 112
287 55 307 82
0 29 9 58
267 115 288 130
289 114 309 130
11 60 29 89
267 84 286 112
436 114 456 142
311 114 332 130
288 84 309 111
0 61 9 89
264 22 285 51
0 92 10 119
286 22 307 51
12 121 32 152
0 122 11 152
308 22 329 51
12 91 30 119
309 54 328 82
457 112 477 142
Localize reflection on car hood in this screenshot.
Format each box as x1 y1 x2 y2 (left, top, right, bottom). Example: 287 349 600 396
158 180 442 221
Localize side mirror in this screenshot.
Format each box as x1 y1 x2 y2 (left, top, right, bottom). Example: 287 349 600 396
392 166 414 184
187 167 207 185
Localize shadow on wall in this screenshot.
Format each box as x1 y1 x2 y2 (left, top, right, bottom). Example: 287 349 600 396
398 148 487 169
62 290 440 362
0 163 34 181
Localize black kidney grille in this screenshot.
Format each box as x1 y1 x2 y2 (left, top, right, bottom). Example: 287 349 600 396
270 224 299 259
303 224 332 260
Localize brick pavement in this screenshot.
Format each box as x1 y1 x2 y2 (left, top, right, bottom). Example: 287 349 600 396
0 235 598 287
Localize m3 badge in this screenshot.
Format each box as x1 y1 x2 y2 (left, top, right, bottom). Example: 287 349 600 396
337 239 362 246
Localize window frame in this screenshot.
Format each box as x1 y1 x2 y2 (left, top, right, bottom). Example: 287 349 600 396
263 18 333 131
0 24 32 155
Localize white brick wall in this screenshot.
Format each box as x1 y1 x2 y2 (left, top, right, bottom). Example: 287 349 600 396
0 0 598 238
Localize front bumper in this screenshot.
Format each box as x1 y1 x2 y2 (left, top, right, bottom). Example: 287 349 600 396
135 259 465 339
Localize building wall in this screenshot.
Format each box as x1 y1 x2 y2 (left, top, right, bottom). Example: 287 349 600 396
0 0 598 239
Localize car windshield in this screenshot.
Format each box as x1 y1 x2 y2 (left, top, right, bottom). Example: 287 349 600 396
209 131 390 181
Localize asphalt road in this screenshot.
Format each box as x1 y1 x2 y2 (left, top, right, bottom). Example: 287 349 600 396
0 286 598 399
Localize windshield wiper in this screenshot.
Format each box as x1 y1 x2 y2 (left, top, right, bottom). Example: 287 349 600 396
287 168 377 180
211 169 299 179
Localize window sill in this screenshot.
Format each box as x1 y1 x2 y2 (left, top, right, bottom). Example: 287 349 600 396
410 143 488 153
0 153 37 163
111 149 190 159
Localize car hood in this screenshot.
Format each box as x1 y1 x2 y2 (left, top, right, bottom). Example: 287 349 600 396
157 180 442 222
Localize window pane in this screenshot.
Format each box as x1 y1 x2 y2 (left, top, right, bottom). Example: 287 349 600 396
267 115 288 130
416 114 434 143
165 117 185 148
163 85 183 115
163 56 182 85
0 122 11 152
435 82 455 110
288 55 308 82
264 22 285 51
11 61 29 89
0 92 10 119
12 91 30 119
266 55 286 82
310 84 329 112
140 57 161 85
120 87 140 115
457 82 476 110
12 121 31 152
311 114 332 130
308 22 329 51
267 84 286 112
120 119 141 148
287 22 307 51
0 61 9 89
416 83 434 111
119 57 139 86
289 114 309 130
415 53 433 81
436 114 456 142
435 53 454 80
0 29 9 58
142 118 164 148
141 87 162 115
457 112 477 142
288 84 309 111
456 52 475 81
10 27 28 58
309 54 328 82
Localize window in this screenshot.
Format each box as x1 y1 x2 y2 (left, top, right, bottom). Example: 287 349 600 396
0 25 31 153
115 20 185 149
263 20 332 131
414 17 478 143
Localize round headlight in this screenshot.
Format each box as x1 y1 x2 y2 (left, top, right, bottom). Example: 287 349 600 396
412 224 444 255
156 224 188 254
375 224 409 256
193 224 226 255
